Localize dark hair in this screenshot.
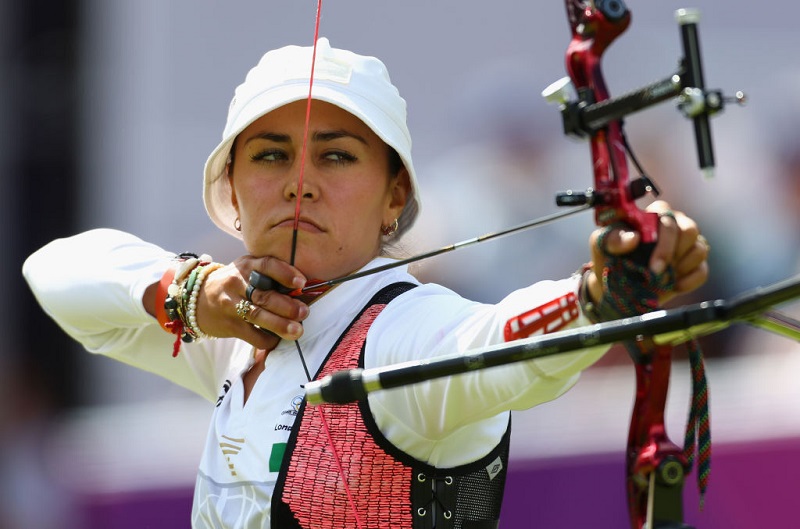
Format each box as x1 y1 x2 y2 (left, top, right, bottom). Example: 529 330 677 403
387 146 404 177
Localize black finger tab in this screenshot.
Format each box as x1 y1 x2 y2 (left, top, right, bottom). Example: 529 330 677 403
249 270 292 294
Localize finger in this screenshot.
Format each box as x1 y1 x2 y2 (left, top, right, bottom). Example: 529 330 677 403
645 201 680 273
673 213 701 261
674 236 709 277
235 298 306 341
648 210 679 274
647 199 674 217
249 288 310 323
674 260 709 294
248 304 305 340
249 256 307 291
239 319 282 351
588 227 637 300
609 229 640 256
589 227 640 259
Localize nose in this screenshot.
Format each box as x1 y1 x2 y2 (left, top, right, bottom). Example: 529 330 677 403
283 163 319 202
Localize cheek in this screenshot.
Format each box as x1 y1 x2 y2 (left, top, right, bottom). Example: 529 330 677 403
345 188 387 230
233 182 274 240
235 176 273 213
357 173 394 211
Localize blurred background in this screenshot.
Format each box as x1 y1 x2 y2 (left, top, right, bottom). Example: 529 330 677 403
4 0 800 527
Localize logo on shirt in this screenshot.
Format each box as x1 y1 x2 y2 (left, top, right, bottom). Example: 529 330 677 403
486 456 504 481
269 442 287 472
216 379 232 407
274 395 304 434
219 435 245 477
280 394 304 417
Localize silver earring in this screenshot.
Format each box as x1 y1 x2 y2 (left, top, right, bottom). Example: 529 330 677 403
234 217 242 232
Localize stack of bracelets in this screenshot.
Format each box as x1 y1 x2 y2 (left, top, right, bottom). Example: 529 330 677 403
155 252 224 357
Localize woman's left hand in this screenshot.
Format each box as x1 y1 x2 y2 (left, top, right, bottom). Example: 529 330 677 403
585 200 710 307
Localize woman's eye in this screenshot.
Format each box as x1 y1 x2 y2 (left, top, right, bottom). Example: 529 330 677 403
250 149 287 163
323 151 357 164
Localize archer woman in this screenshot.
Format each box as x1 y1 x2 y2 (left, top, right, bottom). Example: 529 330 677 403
23 39 709 528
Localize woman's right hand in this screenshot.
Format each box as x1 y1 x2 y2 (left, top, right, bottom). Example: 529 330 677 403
195 255 310 351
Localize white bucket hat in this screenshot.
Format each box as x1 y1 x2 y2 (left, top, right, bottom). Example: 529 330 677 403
203 38 420 241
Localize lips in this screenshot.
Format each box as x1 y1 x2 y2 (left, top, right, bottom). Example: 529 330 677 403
274 217 323 233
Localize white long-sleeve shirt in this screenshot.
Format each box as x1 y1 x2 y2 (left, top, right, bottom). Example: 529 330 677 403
23 228 608 528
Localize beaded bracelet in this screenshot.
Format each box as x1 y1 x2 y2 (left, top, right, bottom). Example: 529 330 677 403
164 257 205 333
155 253 201 332
158 253 214 357
185 262 224 341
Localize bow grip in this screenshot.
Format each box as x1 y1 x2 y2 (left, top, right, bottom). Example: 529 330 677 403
603 207 660 268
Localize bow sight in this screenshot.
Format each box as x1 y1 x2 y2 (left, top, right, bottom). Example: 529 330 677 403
543 3 745 210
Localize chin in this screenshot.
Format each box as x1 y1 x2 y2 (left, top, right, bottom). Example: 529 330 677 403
294 253 369 284
292 257 338 282
248 233 376 281
245 232 295 260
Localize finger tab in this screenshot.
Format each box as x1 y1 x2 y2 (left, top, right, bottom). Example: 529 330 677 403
249 270 293 294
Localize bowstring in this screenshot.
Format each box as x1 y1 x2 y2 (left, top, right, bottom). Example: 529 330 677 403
292 3 365 528
290 0 322 267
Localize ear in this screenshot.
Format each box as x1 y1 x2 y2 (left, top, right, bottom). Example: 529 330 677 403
385 167 411 222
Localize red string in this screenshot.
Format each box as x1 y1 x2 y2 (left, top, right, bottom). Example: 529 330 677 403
165 320 184 358
290 0 323 266
317 404 365 528
293 3 364 528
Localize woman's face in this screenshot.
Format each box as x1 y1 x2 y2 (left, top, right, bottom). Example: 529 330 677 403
229 99 409 282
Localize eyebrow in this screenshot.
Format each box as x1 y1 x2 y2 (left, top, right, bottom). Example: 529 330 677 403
313 129 368 146
244 129 368 146
245 132 290 144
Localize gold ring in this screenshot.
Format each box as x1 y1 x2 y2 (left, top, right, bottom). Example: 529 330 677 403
658 210 676 221
235 299 253 322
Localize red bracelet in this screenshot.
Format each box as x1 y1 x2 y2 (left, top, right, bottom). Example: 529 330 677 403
154 265 177 333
